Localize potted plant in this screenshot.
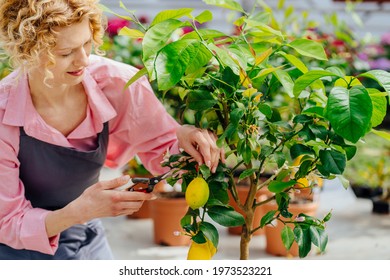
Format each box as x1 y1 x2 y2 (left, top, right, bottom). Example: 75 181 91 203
343 132 390 214
104 0 390 259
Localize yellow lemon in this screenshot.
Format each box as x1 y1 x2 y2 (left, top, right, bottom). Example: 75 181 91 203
185 177 209 210
187 241 212 260
295 177 309 189
206 238 217 257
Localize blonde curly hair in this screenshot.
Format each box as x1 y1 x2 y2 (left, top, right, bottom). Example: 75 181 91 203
0 0 106 73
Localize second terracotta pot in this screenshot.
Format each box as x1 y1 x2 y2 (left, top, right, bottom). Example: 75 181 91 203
150 193 191 246
263 200 319 257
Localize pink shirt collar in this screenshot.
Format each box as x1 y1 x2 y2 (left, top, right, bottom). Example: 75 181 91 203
2 69 117 146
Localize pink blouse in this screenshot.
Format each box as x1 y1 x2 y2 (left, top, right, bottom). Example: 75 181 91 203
0 55 180 254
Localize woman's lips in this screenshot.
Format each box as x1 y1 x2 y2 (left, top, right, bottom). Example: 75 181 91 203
67 69 84 76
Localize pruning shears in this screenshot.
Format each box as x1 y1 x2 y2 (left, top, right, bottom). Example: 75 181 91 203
126 171 172 193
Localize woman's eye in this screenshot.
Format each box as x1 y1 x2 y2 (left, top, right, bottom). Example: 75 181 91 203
61 53 72 57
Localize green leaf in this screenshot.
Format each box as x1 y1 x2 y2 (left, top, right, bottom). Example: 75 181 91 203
277 51 308 73
142 19 186 64
187 89 218 111
195 10 213 24
208 43 240 75
192 231 207 243
281 226 295 250
150 8 194 27
123 67 148 90
180 215 192 228
319 149 346 175
207 206 245 227
182 28 228 40
258 103 273 119
199 164 211 179
309 226 328 252
118 26 144 39
238 168 257 181
273 151 286 168
260 210 277 228
359 69 390 95
230 108 245 124
273 69 294 98
288 39 328 61
293 70 341 97
241 140 252 164
294 226 312 258
155 40 212 90
290 144 314 161
326 86 372 143
98 4 133 21
368 89 387 128
344 145 357 160
245 20 284 39
199 221 219 248
371 129 390 141
209 181 230 204
268 180 296 193
203 0 246 13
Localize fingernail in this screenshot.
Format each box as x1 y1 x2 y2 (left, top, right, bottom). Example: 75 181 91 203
206 161 211 168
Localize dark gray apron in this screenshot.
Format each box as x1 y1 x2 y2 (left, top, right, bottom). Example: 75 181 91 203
0 122 114 259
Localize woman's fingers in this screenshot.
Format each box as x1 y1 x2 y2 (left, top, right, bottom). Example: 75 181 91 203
97 175 131 191
177 125 225 173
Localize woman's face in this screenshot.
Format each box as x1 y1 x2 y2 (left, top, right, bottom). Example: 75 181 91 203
41 18 93 87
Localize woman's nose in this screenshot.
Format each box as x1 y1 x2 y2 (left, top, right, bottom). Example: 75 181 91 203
73 47 89 67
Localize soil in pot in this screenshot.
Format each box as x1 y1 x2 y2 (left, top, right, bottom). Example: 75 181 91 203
263 200 319 257
150 191 191 246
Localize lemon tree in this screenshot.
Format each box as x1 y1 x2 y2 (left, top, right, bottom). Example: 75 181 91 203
115 0 390 259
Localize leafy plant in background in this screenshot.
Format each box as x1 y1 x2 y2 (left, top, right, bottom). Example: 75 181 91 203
103 0 390 259
0 58 10 80
344 132 390 202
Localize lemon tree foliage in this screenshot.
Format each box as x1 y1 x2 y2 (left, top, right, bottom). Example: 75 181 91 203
112 0 390 259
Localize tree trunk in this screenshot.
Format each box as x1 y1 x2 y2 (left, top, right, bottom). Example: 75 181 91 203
239 211 254 259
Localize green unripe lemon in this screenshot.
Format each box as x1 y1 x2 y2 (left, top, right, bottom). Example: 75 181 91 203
185 177 209 210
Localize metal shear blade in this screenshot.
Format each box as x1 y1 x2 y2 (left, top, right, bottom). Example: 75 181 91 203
129 171 171 193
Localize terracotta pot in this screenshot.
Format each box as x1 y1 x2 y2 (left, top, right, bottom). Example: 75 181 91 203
263 200 318 257
150 192 191 246
228 185 271 236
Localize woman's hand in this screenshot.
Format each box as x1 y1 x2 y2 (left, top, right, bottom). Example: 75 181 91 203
176 125 225 173
45 176 155 237
73 175 156 220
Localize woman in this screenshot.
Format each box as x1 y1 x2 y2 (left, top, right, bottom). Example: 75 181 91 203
0 0 224 259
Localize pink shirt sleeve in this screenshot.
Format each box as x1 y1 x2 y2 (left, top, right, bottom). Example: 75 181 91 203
0 109 59 254
91 58 181 175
